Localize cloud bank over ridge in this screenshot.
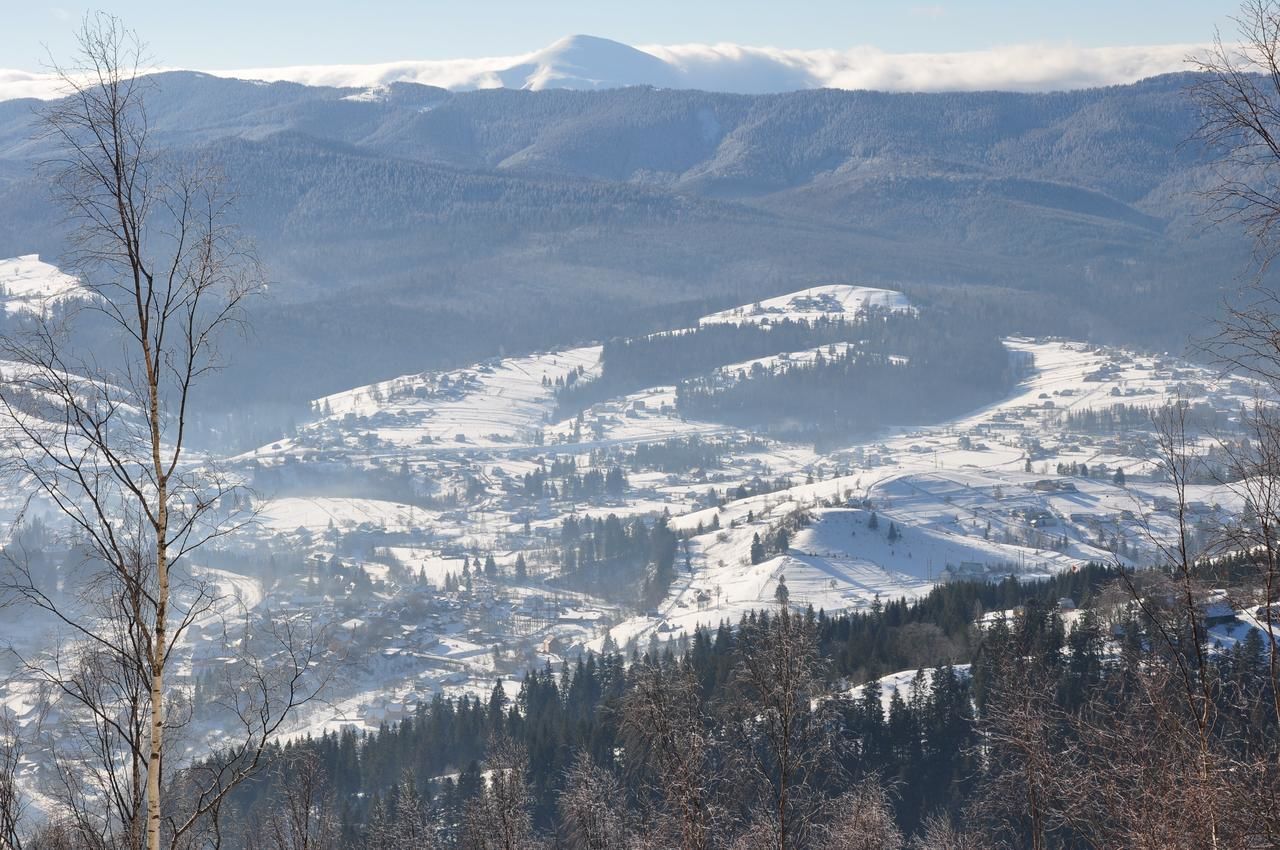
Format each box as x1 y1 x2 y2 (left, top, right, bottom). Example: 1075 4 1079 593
0 34 1202 102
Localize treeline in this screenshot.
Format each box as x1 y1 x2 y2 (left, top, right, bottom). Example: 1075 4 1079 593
1058 400 1235 435
678 310 1016 445
817 563 1115 683
163 565 1138 850
555 316 874 414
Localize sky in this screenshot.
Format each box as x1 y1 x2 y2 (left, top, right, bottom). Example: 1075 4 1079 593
1 1 1244 71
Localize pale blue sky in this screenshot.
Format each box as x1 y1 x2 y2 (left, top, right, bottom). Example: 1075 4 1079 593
2 1 1243 70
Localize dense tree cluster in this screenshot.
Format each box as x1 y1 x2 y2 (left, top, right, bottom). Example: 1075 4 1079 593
677 309 1016 445
628 435 763 474
555 512 679 605
512 462 628 505
556 316 877 414
1058 401 1233 435
155 567 1135 849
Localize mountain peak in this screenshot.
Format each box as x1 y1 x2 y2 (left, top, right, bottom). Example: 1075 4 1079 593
498 34 679 91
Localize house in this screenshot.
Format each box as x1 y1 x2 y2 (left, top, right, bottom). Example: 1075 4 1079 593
1201 599 1238 628
946 561 987 581
558 608 605 625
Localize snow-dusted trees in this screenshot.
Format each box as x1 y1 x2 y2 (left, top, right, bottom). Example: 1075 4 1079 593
727 607 845 850
621 660 723 850
557 751 629 850
907 816 986 850
820 778 903 850
365 771 435 850
460 735 539 850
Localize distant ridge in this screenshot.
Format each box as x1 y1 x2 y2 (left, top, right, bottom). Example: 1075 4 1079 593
0 71 1242 408
0 35 1202 101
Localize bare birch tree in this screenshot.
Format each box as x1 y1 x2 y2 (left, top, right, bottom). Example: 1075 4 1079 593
1196 0 1280 741
0 13 320 850
972 639 1063 850
1118 405 1225 849
0 713 26 850
251 751 339 850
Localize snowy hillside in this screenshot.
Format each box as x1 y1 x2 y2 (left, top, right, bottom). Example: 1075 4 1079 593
0 255 85 315
2 275 1256 746
240 284 1255 668
299 346 602 450
699 285 913 326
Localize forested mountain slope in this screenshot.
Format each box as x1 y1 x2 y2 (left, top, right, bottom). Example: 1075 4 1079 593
0 72 1244 408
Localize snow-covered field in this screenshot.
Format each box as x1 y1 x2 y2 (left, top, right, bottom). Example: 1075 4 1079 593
257 496 436 534
0 255 85 315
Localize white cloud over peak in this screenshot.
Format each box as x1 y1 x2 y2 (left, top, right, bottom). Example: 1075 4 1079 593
0 35 1204 103
641 41 1201 93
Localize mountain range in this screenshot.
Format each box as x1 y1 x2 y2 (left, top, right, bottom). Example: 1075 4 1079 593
0 68 1249 418
0 34 1198 100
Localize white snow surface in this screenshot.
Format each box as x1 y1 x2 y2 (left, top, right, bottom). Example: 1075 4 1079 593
848 665 973 718
257 496 432 534
0 255 85 315
700 285 913 327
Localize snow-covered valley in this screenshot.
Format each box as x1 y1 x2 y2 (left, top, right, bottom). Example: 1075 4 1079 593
0 262 1262 761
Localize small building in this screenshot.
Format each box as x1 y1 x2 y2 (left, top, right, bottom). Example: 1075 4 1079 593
1201 600 1238 628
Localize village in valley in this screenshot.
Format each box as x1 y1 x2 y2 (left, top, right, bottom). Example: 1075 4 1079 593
0 277 1242 743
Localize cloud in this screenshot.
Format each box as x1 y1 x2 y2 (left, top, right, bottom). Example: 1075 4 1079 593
910 5 948 19
0 37 1206 103
0 68 74 100
817 42 1202 92
218 56 512 91
643 41 1202 93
